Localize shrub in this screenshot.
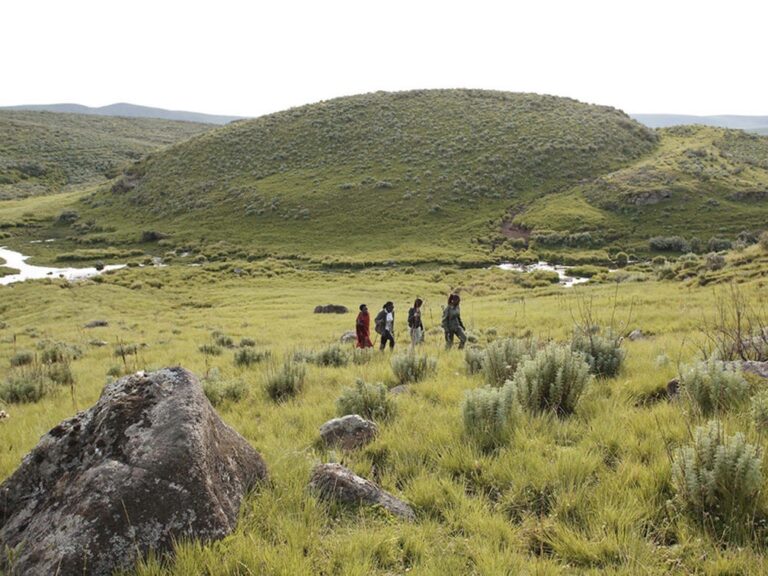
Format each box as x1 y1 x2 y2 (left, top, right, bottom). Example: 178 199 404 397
239 338 256 348
203 378 248 406
462 383 520 450
651 256 667 266
47 363 74 386
751 391 768 432
0 374 48 403
464 346 485 375
391 350 437 384
336 379 395 421
649 236 690 252
512 344 591 415
707 237 732 252
571 328 625 377
483 338 536 386
680 359 749 415
198 344 222 356
9 351 34 367
704 252 726 271
265 360 306 401
671 420 762 539
234 348 271 367
613 251 629 267
313 344 350 368
212 333 235 348
759 231 768 252
352 348 374 365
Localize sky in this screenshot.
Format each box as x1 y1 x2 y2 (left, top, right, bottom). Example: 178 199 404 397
2 0 766 118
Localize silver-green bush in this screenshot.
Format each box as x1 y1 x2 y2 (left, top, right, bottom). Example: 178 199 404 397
571 328 625 377
336 379 395 421
462 382 520 450
464 346 485 375
512 343 591 415
680 359 749 415
313 344 350 367
751 390 768 432
483 338 535 386
671 420 762 539
265 359 306 401
391 350 437 384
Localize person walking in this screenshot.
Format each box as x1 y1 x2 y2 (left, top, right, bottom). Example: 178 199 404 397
355 304 373 348
408 298 425 345
441 293 467 349
375 301 396 350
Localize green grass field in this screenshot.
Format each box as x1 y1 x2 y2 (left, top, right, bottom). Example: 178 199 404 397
2 250 768 574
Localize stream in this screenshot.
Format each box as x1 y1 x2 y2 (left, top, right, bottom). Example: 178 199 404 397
0 247 125 286
497 261 591 288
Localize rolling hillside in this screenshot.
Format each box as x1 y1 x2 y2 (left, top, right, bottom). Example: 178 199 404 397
0 110 216 199
0 102 243 125
86 90 657 262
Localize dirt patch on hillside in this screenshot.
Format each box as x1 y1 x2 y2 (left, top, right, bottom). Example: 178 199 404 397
500 220 530 240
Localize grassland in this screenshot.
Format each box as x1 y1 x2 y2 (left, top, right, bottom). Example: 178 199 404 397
0 110 215 199
2 243 768 574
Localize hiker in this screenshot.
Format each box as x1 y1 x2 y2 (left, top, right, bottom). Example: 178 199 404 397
441 293 467 349
407 298 425 345
375 301 395 350
355 304 373 348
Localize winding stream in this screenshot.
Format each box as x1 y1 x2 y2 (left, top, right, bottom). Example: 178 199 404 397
498 261 591 288
0 247 125 286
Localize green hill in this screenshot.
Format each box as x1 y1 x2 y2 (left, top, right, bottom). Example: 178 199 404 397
0 110 216 199
87 90 657 262
514 125 768 254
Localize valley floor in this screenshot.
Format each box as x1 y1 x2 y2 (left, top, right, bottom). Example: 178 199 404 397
2 263 768 575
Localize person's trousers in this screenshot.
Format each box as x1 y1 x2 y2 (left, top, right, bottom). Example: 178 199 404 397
445 327 466 349
380 330 395 350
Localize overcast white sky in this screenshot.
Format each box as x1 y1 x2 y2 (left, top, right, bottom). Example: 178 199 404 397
2 0 766 117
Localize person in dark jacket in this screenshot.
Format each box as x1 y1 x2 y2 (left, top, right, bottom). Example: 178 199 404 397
355 304 373 348
408 298 425 345
441 293 466 349
375 301 395 350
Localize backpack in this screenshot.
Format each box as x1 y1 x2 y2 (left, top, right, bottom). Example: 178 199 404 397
407 307 415 328
374 310 386 335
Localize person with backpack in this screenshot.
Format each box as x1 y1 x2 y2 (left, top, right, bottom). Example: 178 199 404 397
441 293 467 349
355 304 373 348
375 301 395 350
407 298 425 345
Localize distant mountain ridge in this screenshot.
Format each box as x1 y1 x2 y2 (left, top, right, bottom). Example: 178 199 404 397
632 113 768 134
0 103 244 125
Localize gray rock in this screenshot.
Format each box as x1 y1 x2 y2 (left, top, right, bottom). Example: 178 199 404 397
667 377 680 399
340 330 357 344
320 415 378 450
84 319 109 328
389 384 410 395
0 367 267 576
309 463 415 521
314 304 349 314
734 361 768 379
628 329 645 341
89 339 108 347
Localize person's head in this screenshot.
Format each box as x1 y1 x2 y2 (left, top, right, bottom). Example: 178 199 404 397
384 301 394 312
414 298 423 308
359 304 368 312
448 293 460 306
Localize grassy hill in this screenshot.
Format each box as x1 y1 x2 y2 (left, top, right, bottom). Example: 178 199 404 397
0 110 216 199
83 90 657 262
514 126 768 254
1 102 243 125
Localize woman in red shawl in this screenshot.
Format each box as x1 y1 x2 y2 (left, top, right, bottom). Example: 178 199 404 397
356 304 373 348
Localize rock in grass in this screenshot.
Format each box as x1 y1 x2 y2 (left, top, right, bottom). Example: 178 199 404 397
0 367 267 576
320 415 378 450
314 304 349 314
84 319 109 328
339 330 357 344
309 463 415 521
627 329 645 341
733 361 768 379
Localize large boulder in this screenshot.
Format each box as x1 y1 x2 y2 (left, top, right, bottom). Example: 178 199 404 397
0 367 267 576
319 415 378 450
309 463 415 521
314 304 349 314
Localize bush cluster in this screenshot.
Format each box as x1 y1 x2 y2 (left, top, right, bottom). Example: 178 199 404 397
265 359 306 401
336 379 395 421
571 328 625 377
462 383 520 450
671 420 762 540
483 337 535 387
680 359 749 415
391 350 437 384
